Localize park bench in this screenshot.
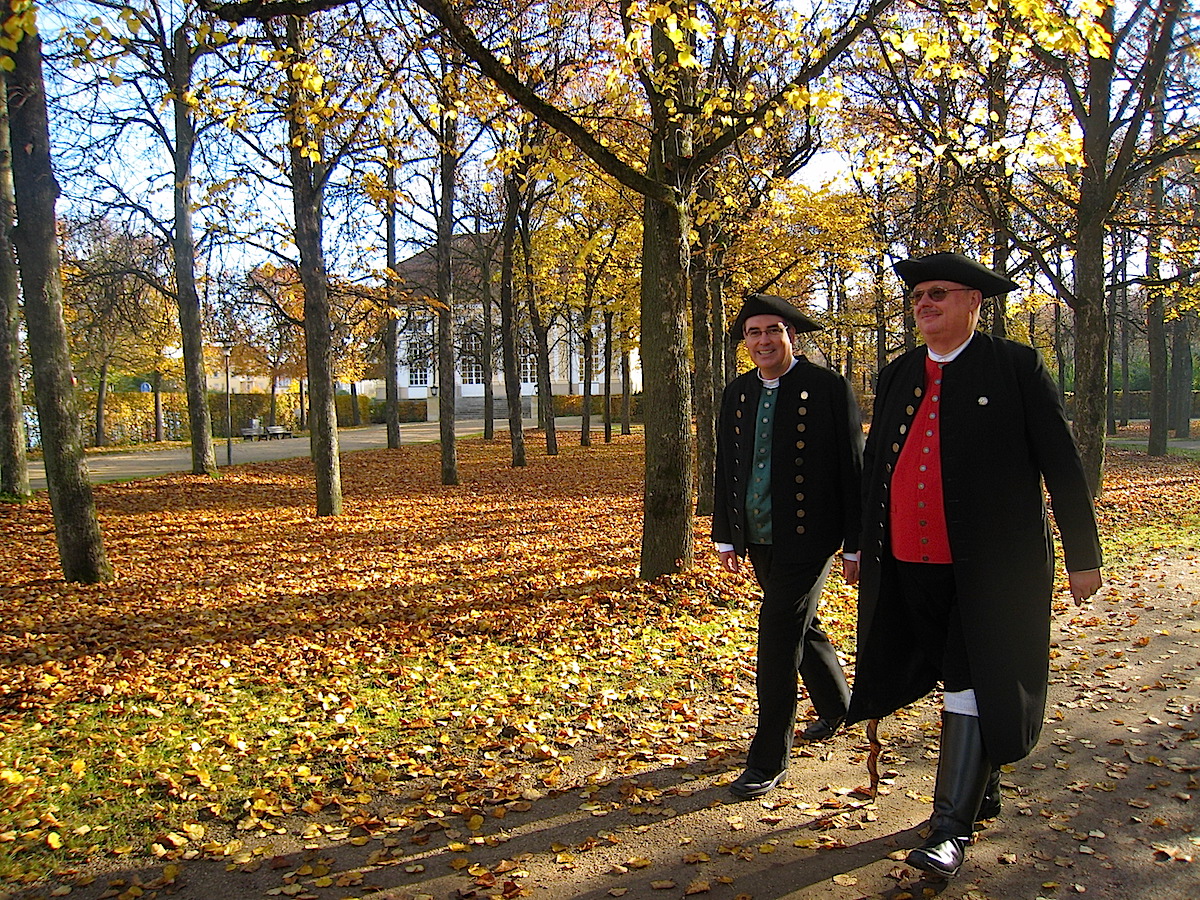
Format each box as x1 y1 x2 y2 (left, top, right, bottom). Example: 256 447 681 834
265 425 293 439
240 425 265 440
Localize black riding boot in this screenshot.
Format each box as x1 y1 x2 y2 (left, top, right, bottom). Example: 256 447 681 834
976 768 1001 822
906 712 991 878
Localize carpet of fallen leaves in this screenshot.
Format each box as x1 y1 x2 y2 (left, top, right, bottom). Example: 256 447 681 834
0 436 1197 899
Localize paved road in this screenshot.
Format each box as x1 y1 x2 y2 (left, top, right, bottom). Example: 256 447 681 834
26 418 580 492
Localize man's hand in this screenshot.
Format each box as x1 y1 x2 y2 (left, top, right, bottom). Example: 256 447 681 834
1068 568 1102 606
842 557 859 585
718 549 741 574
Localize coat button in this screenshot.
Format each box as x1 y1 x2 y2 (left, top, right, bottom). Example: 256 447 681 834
892 442 900 452
796 525 806 534
795 475 805 483
798 406 807 415
797 423 806 432
795 440 806 449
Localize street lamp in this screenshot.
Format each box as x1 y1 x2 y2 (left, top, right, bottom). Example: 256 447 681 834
219 341 234 466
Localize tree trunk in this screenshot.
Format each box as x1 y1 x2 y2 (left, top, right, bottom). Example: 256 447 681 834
520 210 556 455
690 209 715 517
1171 313 1193 438
9 34 111 582
95 361 108 447
436 107 458 486
349 380 361 426
1105 233 1121 436
1146 159 1168 457
580 314 593 448
621 341 632 436
0 73 28 498
499 170 525 466
481 234 495 442
287 17 341 515
603 310 613 444
172 24 217 477
153 369 164 442
384 163 401 449
638 180 694 578
1072 220 1108 496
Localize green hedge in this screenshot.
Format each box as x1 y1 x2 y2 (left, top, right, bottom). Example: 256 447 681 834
367 398 429 424
553 393 642 420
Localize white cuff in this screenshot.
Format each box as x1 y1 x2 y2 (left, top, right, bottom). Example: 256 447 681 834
943 689 979 717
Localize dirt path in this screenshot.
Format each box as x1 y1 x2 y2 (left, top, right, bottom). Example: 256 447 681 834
8 555 1197 900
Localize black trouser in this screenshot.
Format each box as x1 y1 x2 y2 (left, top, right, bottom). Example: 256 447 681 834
893 561 972 692
745 545 850 773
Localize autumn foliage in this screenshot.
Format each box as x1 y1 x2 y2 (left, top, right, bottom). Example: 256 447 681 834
0 436 1197 888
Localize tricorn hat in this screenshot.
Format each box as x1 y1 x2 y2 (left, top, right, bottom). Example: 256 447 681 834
893 252 1020 299
732 293 822 336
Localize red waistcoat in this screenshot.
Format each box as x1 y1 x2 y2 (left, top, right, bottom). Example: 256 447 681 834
889 355 951 563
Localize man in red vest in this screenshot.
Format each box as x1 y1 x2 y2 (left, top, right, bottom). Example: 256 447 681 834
847 253 1102 877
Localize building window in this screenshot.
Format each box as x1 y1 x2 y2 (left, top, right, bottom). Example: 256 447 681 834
520 354 538 383
461 333 485 385
407 344 429 387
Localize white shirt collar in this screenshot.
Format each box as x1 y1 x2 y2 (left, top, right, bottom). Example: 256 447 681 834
758 356 797 389
927 332 975 363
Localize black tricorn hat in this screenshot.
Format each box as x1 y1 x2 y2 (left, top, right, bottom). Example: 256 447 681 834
732 293 822 336
893 252 1020 299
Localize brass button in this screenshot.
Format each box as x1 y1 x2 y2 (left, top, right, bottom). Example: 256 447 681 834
798 406 808 416
899 424 907 434
915 387 923 397
906 405 915 415
796 493 805 501
797 423 806 432
795 440 806 449
796 525 806 534
892 442 900 452
795 475 805 483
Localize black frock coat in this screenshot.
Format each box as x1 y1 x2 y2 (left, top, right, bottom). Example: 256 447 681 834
846 333 1102 763
712 357 863 563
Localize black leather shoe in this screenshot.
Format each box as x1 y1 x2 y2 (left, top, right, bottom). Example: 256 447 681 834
800 716 843 742
906 830 970 878
728 767 786 800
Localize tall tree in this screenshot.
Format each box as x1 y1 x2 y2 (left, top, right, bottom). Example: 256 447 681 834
63 0 230 476
0 72 28 498
7 23 111 582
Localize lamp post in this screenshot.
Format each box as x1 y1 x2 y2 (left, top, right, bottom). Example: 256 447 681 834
220 341 233 466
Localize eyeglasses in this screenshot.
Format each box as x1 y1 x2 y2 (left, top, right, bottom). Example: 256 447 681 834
907 286 975 305
744 324 789 339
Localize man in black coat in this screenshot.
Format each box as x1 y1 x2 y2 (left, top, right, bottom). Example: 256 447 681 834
713 293 864 800
847 253 1103 877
